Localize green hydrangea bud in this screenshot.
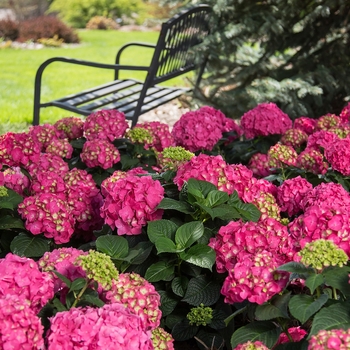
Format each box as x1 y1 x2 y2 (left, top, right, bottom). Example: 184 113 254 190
126 127 153 145
75 250 119 290
158 146 194 170
298 239 348 270
0 186 8 197
186 304 213 326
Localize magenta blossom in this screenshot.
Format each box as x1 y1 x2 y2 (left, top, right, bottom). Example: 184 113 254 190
308 329 350 349
340 102 350 124
268 143 298 168
296 148 329 175
28 123 60 150
2 166 30 196
306 130 339 152
54 116 84 140
100 174 164 235
280 128 308 148
324 137 350 176
30 170 67 196
46 138 74 159
315 113 341 131
247 153 271 178
293 116 316 135
240 102 292 139
234 341 270 350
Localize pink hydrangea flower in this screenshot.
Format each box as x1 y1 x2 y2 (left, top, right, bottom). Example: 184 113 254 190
300 182 350 211
340 102 350 124
234 341 270 350
280 128 308 148
324 138 350 175
268 143 298 168
296 148 329 175
275 327 307 346
134 121 175 151
0 253 54 313
221 250 289 305
46 303 153 349
308 329 350 349
38 248 88 294
46 138 74 159
151 327 175 350
315 113 341 131
29 170 67 196
0 294 44 349
100 174 164 235
81 139 120 169
288 205 350 255
54 116 84 140
0 132 41 167
83 109 129 142
293 116 317 135
306 130 339 152
25 152 69 178
2 166 30 196
28 123 60 150
209 218 294 274
247 153 272 178
105 272 162 330
18 192 75 244
276 176 313 216
172 110 223 152
328 125 350 138
240 102 292 139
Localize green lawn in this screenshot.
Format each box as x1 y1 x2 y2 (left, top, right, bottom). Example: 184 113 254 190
0 29 192 133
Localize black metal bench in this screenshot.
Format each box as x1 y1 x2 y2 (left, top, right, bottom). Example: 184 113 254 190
33 4 211 127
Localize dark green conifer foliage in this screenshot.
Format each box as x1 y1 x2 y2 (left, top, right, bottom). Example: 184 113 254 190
194 0 350 119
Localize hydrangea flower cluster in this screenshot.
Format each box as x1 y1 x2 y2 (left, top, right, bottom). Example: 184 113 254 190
54 116 84 140
0 253 54 313
0 132 41 167
80 139 120 169
100 174 164 235
151 327 174 350
126 127 154 147
46 137 74 159
308 328 350 349
28 123 59 150
76 250 119 291
247 153 271 178
328 125 350 138
306 130 339 152
324 138 350 175
340 102 350 124
251 191 281 222
275 327 307 346
240 102 292 139
171 110 223 152
268 143 298 168
297 239 348 270
135 121 175 151
280 128 308 148
221 250 289 305
30 170 67 196
296 148 329 175
157 146 195 171
0 294 44 349
234 341 270 350
276 176 313 216
46 302 153 349
315 113 341 131
2 166 30 196
83 109 129 142
293 116 316 135
105 272 162 330
186 304 213 326
17 192 75 244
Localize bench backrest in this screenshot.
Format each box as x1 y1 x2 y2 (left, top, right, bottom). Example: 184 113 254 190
147 4 212 86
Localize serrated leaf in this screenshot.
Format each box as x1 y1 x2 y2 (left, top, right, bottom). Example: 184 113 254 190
175 221 204 249
147 219 179 243
231 321 281 349
322 266 350 296
145 261 175 282
182 275 221 306
69 278 87 292
305 274 324 294
180 244 215 271
0 188 23 209
125 241 153 265
289 294 328 324
172 319 199 341
92 171 110 187
187 178 217 198
195 202 215 220
96 235 129 259
53 270 72 288
155 237 183 254
158 290 179 316
308 302 350 338
10 233 50 258
81 294 105 307
171 276 189 297
210 309 227 330
211 204 242 220
0 216 25 229
93 224 113 238
156 198 193 214
278 262 315 276
52 298 68 312
233 201 261 222
206 190 229 207
255 302 289 321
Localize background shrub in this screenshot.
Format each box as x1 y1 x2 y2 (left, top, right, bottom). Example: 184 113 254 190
0 18 19 41
86 16 119 30
17 15 80 43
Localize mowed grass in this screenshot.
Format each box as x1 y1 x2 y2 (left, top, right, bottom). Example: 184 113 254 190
0 29 192 133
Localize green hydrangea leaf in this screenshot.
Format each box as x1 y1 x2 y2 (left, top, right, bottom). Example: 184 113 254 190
172 319 199 341
147 219 179 243
158 290 179 316
156 198 194 214
0 188 23 210
187 179 217 198
96 235 129 259
171 276 189 297
175 221 204 249
145 261 175 282
179 244 216 271
322 266 350 296
155 237 184 254
305 274 324 294
10 232 50 258
0 216 25 230
69 278 87 292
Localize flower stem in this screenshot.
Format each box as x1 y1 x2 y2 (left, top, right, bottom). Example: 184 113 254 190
71 280 89 308
224 305 247 326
